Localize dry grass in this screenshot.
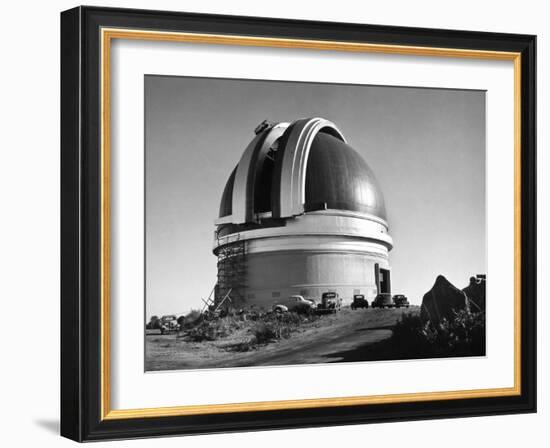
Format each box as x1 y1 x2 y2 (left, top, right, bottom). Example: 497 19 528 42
181 309 320 348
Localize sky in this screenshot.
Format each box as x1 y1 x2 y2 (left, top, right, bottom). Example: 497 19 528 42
145 76 485 318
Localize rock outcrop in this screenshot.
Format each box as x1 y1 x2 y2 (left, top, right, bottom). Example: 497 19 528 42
420 275 470 324
462 275 486 312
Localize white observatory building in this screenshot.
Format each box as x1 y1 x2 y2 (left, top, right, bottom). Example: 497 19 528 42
213 117 393 309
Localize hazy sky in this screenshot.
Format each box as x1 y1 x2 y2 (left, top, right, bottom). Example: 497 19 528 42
145 76 485 318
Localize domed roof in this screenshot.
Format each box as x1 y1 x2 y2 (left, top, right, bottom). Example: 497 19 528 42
304 132 387 219
219 166 236 218
217 118 387 223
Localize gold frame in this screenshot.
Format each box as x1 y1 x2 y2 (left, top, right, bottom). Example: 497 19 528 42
100 28 522 421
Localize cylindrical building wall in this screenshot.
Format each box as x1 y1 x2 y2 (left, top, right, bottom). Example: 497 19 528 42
243 248 389 309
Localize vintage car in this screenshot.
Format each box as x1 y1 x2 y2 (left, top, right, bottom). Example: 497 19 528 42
351 294 369 309
371 293 394 308
392 294 410 308
272 304 289 313
160 315 180 334
317 292 343 313
273 295 315 314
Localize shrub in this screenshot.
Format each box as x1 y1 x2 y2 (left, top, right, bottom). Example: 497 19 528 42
428 309 486 356
252 322 278 343
294 303 314 315
180 309 203 329
184 309 320 347
186 315 241 342
226 340 256 352
387 310 486 358
147 315 161 330
250 311 315 344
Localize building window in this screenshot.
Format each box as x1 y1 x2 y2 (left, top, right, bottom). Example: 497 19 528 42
300 289 308 296
247 293 255 299
272 291 280 298
354 289 360 295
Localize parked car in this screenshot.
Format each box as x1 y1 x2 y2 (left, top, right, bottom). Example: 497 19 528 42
371 293 394 308
392 294 410 308
160 315 180 334
272 304 289 313
317 292 342 313
273 295 315 314
351 294 369 310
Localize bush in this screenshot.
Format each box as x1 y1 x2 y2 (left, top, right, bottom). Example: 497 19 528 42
186 315 242 342
183 308 320 347
147 315 161 330
225 340 256 352
250 311 316 344
252 322 279 343
179 309 203 329
426 310 486 356
387 310 486 358
294 303 314 315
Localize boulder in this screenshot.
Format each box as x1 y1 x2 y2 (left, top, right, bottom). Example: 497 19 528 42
420 275 470 324
462 276 486 312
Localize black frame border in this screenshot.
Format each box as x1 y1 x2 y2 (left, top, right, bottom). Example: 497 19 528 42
61 6 536 442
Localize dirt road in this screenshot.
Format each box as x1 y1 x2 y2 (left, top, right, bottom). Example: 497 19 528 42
146 307 417 371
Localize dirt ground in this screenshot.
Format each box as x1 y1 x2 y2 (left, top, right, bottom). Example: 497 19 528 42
146 307 419 371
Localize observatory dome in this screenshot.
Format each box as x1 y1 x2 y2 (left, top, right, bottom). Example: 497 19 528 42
218 121 387 221
213 117 393 310
304 132 386 220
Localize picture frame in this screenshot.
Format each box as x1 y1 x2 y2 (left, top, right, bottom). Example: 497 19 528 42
60 5 536 442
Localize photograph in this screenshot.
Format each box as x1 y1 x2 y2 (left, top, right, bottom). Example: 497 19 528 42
144 75 487 372
57 5 538 441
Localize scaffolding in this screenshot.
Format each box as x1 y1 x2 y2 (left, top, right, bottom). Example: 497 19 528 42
215 235 247 310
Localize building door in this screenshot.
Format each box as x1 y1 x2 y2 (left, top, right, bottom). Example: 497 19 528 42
374 263 391 295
